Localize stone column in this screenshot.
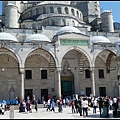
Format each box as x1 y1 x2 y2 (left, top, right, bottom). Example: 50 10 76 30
56 68 61 99
20 69 25 101
91 68 95 96
91 47 96 97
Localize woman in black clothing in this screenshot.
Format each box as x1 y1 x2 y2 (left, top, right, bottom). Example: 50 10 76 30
34 99 38 112
78 99 82 116
104 98 109 117
74 99 79 113
98 97 103 117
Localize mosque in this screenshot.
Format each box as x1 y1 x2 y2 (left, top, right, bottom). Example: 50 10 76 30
0 1 120 102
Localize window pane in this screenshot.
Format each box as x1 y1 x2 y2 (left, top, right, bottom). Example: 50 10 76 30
25 70 32 79
50 7 54 13
41 70 47 79
85 69 91 78
57 7 61 14
99 69 104 78
99 87 106 97
86 87 91 97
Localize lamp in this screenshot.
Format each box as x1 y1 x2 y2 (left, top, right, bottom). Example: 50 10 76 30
40 68 42 70
2 68 4 71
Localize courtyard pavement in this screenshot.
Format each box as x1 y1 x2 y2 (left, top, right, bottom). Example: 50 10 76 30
0 105 119 119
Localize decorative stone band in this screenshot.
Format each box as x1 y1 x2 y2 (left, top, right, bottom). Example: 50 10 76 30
60 39 88 46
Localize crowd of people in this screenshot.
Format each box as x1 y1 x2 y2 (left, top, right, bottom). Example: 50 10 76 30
44 95 120 118
90 96 120 117
19 95 38 113
7 94 119 118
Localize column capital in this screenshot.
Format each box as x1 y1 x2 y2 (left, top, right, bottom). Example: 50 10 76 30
56 67 61 73
20 68 25 74
87 67 94 72
90 67 94 71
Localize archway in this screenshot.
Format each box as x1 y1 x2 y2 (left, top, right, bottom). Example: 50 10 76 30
61 60 74 98
61 49 90 98
24 48 56 101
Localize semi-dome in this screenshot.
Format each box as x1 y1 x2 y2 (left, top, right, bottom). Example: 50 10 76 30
25 34 51 43
0 32 18 42
90 36 111 44
56 26 82 35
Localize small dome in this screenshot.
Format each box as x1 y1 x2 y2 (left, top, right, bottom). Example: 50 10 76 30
0 32 18 42
103 10 112 13
56 26 82 35
90 36 111 44
25 34 51 43
114 39 120 45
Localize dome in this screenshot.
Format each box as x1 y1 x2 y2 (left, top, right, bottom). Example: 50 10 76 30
7 3 16 6
37 1 70 5
56 26 82 35
0 32 18 42
25 34 51 43
114 39 120 45
90 36 111 44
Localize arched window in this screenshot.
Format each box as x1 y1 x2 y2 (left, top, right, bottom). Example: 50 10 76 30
29 10 32 17
57 7 61 14
43 7 46 14
80 13 81 17
72 21 75 26
76 11 79 18
51 19 55 25
71 9 75 16
65 7 69 14
36 8 39 15
50 6 54 13
32 23 36 29
61 19 66 26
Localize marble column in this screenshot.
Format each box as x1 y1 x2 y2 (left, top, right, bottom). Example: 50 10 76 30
56 68 61 99
91 68 95 96
20 69 25 101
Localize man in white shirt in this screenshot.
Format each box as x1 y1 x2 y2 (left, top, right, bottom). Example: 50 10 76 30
113 96 117 117
82 97 88 117
113 97 117 103
46 98 51 111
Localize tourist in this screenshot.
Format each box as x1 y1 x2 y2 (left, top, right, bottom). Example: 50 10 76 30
46 98 51 111
71 100 75 113
50 99 55 112
93 97 98 113
98 96 104 117
82 97 88 117
78 98 82 116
